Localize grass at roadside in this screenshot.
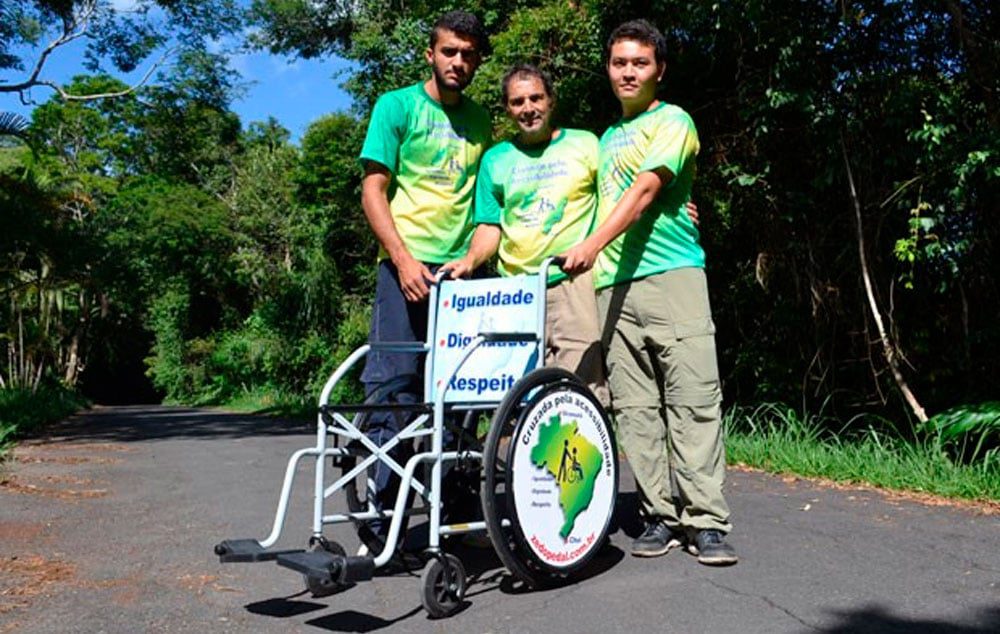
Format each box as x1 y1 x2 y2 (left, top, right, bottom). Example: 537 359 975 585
725 403 1000 503
218 387 316 421
0 385 89 460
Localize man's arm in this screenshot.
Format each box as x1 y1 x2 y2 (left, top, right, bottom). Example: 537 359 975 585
361 162 435 301
440 224 501 278
560 167 672 274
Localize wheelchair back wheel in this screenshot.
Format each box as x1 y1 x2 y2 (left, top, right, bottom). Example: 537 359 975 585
481 367 618 586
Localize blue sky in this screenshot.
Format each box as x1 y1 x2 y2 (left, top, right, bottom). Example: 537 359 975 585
2 5 354 143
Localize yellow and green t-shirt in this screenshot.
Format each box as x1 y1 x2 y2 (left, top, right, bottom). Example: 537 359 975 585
360 83 492 263
474 129 598 285
593 102 704 289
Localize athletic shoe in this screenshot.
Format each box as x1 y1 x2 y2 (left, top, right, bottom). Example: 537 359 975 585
687 529 738 566
631 520 684 557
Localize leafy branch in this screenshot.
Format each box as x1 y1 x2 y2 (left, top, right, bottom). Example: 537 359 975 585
1 1 175 104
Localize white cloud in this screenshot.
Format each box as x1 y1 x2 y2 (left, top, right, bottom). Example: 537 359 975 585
109 0 141 12
229 52 253 78
269 57 302 76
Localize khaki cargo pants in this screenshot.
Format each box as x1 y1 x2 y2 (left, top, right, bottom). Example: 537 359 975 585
546 270 610 408
597 267 731 533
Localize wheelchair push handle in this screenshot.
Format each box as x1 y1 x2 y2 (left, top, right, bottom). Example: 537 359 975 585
546 256 566 269
539 256 567 287
435 256 565 284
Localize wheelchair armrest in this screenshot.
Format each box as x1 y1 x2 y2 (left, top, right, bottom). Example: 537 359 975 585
479 332 538 343
320 402 433 414
368 341 428 352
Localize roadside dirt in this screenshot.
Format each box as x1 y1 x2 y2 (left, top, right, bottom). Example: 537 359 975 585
730 463 1000 515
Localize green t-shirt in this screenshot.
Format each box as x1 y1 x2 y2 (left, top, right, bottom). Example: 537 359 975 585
474 129 598 284
360 83 492 263
593 102 704 289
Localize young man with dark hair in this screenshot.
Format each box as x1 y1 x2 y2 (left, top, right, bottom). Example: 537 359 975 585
429 10 491 56
357 10 492 544
443 64 608 405
561 19 737 565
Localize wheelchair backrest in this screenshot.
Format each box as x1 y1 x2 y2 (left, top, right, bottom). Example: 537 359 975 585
426 274 545 404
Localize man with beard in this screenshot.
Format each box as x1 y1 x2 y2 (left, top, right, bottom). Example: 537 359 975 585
358 10 492 548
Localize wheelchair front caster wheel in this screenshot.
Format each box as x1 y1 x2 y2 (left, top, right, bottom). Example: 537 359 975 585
304 540 349 598
420 553 467 618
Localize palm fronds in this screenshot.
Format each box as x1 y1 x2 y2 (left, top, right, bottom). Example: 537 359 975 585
0 111 29 140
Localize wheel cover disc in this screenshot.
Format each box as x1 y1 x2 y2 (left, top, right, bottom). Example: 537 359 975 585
506 382 618 573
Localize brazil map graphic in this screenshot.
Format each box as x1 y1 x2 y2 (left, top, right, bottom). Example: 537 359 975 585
529 415 602 539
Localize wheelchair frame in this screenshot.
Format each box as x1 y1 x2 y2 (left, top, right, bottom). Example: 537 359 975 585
215 258 618 617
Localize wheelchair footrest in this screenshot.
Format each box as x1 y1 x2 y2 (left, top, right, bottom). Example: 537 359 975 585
214 539 304 563
277 551 376 584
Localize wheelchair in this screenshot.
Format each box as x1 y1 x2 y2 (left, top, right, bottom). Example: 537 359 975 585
214 259 618 618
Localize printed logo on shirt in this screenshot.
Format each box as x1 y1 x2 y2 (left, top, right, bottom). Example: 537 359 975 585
510 159 570 185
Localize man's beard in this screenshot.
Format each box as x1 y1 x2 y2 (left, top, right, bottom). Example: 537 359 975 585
433 65 470 92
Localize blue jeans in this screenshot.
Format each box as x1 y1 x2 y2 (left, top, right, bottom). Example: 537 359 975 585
360 261 430 533
360 260 484 535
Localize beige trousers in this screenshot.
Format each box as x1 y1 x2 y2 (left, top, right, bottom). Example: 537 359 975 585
545 270 610 408
597 267 731 533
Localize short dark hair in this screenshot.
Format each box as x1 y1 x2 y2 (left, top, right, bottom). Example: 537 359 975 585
606 19 667 66
430 11 491 56
501 64 555 103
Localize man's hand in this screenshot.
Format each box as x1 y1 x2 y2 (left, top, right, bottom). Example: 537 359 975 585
686 200 699 226
559 240 601 275
439 256 476 280
394 252 436 302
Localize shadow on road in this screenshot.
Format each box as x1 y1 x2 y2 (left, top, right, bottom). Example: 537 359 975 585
32 405 312 443
305 607 424 632
246 595 328 618
241 538 626 631
610 490 643 538
815 604 1000 633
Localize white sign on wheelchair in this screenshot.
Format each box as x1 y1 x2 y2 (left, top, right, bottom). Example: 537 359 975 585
430 275 542 403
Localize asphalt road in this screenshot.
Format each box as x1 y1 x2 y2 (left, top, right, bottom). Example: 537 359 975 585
1 406 997 633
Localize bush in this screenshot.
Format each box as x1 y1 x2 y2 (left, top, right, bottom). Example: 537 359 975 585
0 385 88 458
145 283 192 402
923 402 1000 471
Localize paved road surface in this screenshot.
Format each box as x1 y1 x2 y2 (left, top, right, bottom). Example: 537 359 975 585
1 406 997 633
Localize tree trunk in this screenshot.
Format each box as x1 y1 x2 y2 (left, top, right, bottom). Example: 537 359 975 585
840 136 928 423
64 331 80 386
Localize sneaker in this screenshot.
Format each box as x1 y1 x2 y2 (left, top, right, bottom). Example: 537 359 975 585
687 529 738 566
631 520 684 557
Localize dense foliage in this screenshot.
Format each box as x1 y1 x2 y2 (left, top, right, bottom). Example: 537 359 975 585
0 384 87 454
2 2 998 454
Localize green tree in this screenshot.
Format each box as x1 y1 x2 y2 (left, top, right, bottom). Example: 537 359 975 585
8 53 244 398
0 149 98 389
1 0 243 103
296 112 372 296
